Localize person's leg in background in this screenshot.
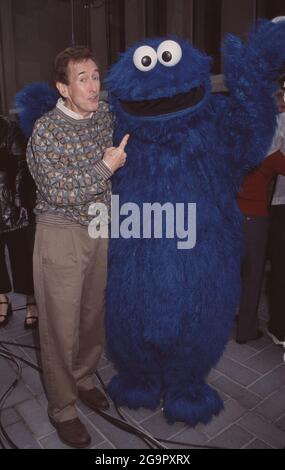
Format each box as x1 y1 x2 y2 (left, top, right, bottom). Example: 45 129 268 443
5 226 38 328
0 232 13 326
24 223 37 328
267 205 285 344
236 215 269 344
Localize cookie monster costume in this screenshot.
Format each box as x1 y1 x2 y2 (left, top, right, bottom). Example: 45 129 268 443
105 19 285 426
14 19 285 427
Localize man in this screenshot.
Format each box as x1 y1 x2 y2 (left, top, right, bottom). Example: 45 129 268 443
26 46 128 448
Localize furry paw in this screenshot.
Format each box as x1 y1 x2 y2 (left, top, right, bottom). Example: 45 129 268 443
163 383 224 426
107 373 161 410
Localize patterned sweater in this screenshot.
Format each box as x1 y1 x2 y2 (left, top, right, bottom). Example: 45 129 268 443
26 101 113 226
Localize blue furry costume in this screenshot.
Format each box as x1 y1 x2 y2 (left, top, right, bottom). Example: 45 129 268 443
105 20 285 426
14 20 285 427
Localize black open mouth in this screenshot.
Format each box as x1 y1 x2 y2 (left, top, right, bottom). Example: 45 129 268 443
120 85 205 117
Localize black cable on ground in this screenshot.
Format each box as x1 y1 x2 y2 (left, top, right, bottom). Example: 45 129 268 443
0 340 223 449
96 371 166 449
96 371 161 448
8 305 26 312
0 346 22 449
0 347 41 372
94 408 167 449
0 340 40 351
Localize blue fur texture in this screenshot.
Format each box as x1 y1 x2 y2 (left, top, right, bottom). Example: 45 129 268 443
106 21 285 426
15 82 58 139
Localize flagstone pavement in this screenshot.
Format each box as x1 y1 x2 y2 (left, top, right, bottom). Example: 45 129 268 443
0 287 285 450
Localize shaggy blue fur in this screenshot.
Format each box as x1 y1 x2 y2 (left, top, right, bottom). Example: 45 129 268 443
105 20 285 426
15 82 58 139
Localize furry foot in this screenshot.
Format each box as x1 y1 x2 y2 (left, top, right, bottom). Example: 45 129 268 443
163 383 224 426
107 373 161 410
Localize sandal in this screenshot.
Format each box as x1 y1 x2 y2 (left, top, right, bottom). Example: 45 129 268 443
0 301 13 328
24 302 38 330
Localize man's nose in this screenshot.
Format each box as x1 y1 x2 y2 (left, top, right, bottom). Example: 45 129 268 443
89 81 99 93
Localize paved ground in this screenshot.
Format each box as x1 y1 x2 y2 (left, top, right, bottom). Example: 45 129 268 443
0 288 285 450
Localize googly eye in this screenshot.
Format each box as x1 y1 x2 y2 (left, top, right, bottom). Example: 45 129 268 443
133 46 158 71
157 40 182 67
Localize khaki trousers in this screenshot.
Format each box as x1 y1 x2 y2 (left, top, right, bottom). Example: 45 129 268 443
33 222 108 422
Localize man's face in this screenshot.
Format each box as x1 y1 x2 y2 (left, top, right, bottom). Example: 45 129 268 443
57 59 100 117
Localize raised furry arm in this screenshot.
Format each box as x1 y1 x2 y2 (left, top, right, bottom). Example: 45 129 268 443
220 19 285 182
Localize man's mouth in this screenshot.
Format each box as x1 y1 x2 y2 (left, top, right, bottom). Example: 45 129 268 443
119 85 205 117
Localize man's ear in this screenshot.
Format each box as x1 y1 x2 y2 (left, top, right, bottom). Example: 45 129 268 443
56 82 68 98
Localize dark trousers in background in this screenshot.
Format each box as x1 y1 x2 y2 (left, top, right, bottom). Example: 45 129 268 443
267 204 285 342
0 225 35 295
236 215 269 342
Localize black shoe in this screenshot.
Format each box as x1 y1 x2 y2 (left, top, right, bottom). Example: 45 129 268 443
236 329 264 345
